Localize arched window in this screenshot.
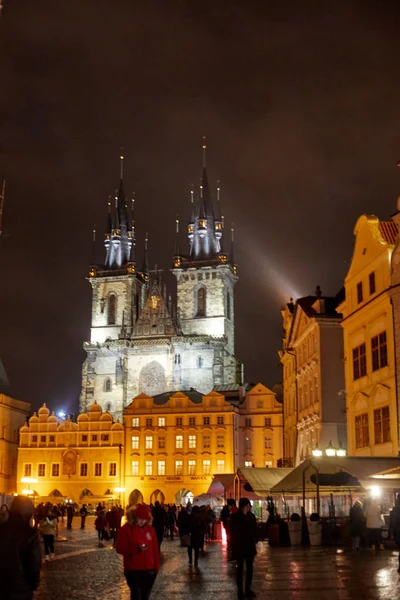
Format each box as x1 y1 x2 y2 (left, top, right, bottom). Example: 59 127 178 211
108 294 117 325
227 291 231 321
104 378 112 392
196 287 206 317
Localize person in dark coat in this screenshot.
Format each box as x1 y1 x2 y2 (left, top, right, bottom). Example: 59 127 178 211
349 500 364 550
0 496 42 600
80 504 88 529
187 506 206 567
167 506 176 540
390 494 400 571
152 501 166 550
231 497 257 599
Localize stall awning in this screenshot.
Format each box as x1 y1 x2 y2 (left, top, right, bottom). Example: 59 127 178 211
271 456 400 493
238 468 293 497
208 474 235 496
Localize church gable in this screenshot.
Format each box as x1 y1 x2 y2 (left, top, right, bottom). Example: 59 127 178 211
133 281 176 338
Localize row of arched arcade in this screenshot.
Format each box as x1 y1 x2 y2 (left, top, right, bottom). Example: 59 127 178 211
128 488 194 507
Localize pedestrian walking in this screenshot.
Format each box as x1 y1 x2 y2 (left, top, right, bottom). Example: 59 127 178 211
365 497 384 550
66 503 74 529
152 501 166 550
0 495 41 600
167 505 176 540
231 497 257 599
187 506 206 567
95 510 107 547
221 498 236 560
80 504 88 529
116 503 160 600
349 500 364 550
390 494 400 571
39 505 58 561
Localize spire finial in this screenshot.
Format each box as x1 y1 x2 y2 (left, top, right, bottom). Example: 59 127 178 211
143 232 149 275
217 179 220 203
131 192 135 232
120 147 124 179
202 136 207 168
92 223 96 263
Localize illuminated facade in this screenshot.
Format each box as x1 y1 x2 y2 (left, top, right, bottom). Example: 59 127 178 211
0 393 30 496
17 403 124 504
338 214 399 456
280 289 346 466
80 147 242 421
16 385 283 506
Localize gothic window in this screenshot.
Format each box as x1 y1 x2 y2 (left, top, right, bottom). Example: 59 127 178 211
108 294 117 325
197 356 203 369
106 402 111 412
104 378 112 392
227 291 231 321
196 286 206 317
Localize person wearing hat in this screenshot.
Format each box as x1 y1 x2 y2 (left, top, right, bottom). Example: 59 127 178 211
116 503 160 600
0 495 42 599
231 497 258 599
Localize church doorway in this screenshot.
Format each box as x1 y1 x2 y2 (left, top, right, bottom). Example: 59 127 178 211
128 489 144 507
150 489 165 504
175 488 194 506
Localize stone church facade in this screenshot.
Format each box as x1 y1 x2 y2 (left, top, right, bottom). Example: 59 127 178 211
80 148 243 420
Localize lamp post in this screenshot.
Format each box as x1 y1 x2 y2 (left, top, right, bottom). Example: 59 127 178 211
20 477 38 505
114 487 125 507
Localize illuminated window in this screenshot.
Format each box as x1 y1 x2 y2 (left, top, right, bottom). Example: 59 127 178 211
109 463 117 477
146 418 153 427
203 460 211 474
132 418 139 427
355 413 369 449
265 460 273 468
264 436 272 449
131 436 139 450
176 417 183 426
203 435 210 449
24 464 32 477
374 406 390 444
196 287 206 317
175 460 183 475
244 461 253 467
188 460 196 475
189 417 196 426
188 435 196 449
203 416 210 426
352 343 367 380
131 461 139 476
369 272 376 295
104 378 112 392
217 416 224 425
216 459 225 473
357 282 363 304
264 418 271 427
145 461 152 476
158 460 165 475
217 435 224 448
94 463 102 477
145 436 153 449
108 294 117 325
51 464 60 477
38 464 46 477
372 332 388 371
158 417 166 427
158 436 165 449
80 463 88 477
176 435 183 449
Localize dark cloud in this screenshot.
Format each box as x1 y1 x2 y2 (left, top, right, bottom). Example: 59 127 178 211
1 0 400 411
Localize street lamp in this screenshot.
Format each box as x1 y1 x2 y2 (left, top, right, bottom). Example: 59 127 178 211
312 445 323 457
20 477 38 502
336 442 347 457
114 487 125 506
325 441 336 457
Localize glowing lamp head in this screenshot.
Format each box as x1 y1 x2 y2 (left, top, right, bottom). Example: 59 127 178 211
325 441 336 457
312 445 323 457
370 485 381 498
336 441 346 457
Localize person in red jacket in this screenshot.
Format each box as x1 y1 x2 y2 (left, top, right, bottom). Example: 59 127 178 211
116 503 160 600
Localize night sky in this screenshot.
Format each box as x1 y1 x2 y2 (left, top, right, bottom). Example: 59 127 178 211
1 1 400 415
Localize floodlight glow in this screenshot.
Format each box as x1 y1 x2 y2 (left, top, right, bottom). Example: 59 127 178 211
58 411 66 419
21 489 34 496
114 487 125 493
21 477 38 484
370 485 382 498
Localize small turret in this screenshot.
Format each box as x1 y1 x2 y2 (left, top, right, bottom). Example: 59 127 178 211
173 215 182 268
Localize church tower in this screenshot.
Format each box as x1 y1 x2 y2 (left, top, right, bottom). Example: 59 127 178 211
172 139 242 383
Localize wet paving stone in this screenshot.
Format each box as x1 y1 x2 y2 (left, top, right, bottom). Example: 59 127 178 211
33 521 400 600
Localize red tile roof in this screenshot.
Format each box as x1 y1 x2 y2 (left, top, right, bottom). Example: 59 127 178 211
378 221 398 245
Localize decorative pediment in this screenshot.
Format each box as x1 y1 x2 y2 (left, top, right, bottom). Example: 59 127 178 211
370 383 391 407
351 392 369 413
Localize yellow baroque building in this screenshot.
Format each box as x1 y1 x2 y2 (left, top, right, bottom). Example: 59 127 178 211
17 403 124 505
338 214 398 456
16 385 283 507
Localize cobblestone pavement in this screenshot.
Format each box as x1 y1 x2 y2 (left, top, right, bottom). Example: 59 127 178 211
34 518 400 600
